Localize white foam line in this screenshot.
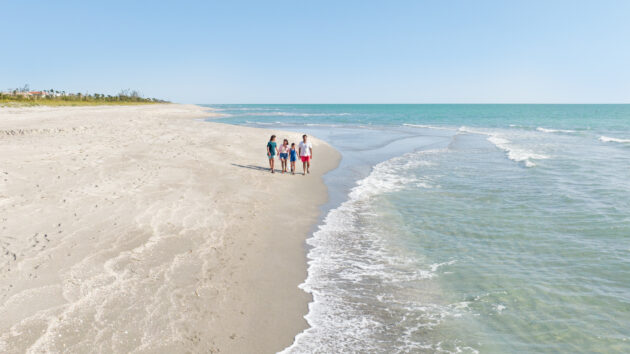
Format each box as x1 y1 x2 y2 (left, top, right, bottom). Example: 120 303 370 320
536 127 576 134
244 120 278 125
402 123 454 131
459 126 548 167
305 123 341 127
487 136 548 167
599 135 630 144
243 112 351 117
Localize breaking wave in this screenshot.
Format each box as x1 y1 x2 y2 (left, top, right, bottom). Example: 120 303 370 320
599 136 630 144
458 126 548 167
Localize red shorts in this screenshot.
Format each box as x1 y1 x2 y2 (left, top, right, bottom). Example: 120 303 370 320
301 156 311 162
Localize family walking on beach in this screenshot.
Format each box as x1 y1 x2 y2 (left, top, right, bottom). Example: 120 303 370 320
267 134 313 175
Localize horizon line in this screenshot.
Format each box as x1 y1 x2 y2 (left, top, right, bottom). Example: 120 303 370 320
191 102 630 105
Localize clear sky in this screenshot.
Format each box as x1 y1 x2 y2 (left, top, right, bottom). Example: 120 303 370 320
2 0 629 103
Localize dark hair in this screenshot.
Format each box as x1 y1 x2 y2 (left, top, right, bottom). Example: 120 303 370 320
270 135 276 141
291 142 295 146
283 139 289 144
302 134 307 138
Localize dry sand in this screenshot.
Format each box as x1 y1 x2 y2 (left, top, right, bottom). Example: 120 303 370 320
0 104 339 353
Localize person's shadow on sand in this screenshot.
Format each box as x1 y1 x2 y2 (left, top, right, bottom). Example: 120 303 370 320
230 163 270 172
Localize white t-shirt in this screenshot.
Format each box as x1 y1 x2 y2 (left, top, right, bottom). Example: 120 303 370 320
298 141 312 156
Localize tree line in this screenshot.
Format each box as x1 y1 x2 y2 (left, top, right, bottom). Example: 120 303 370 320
1 85 168 104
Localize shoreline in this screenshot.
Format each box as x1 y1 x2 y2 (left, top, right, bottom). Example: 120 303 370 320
0 104 340 353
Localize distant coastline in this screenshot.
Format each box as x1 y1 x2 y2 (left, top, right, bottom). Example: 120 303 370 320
1 86 167 106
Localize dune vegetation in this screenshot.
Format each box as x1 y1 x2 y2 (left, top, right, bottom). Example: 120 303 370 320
1 86 167 106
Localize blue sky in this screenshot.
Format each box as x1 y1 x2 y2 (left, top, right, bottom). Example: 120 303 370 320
2 0 629 103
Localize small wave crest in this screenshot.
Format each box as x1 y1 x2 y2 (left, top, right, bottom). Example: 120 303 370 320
242 112 351 117
244 120 283 125
304 123 342 127
221 107 278 111
349 150 441 200
402 123 454 131
536 127 576 134
487 136 548 167
599 136 630 144
459 126 548 167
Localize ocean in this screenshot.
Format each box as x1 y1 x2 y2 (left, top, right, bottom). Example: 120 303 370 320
203 104 630 353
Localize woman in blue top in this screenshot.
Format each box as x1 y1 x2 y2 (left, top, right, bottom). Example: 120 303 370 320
267 135 278 173
289 142 298 175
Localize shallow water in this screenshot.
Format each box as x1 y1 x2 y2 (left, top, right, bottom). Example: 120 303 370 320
205 104 630 353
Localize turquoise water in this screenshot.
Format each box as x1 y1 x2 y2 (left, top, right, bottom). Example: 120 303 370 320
204 105 630 353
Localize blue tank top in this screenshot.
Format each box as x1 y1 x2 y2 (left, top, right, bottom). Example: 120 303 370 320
267 141 277 155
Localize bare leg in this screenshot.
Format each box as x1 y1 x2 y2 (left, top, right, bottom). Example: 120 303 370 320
302 160 307 175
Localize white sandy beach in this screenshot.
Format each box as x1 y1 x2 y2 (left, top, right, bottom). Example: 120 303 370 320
0 104 339 353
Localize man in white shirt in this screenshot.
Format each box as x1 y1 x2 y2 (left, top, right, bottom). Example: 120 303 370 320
298 134 313 175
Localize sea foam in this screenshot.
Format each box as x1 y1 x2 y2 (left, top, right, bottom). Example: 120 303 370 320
459 126 548 167
402 123 455 131
282 151 461 353
599 136 630 143
536 127 576 134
